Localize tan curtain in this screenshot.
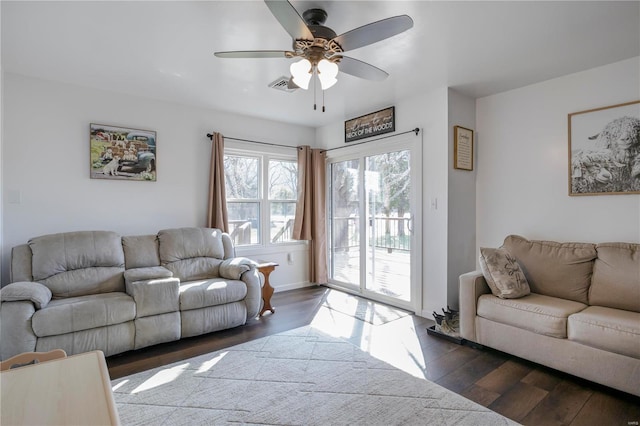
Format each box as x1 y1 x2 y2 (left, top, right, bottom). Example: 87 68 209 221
293 146 328 284
206 132 229 232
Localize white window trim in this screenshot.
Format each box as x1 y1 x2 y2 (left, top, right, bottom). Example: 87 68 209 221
224 146 304 249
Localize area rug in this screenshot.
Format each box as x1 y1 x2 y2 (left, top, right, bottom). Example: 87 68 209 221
321 291 411 325
112 326 516 425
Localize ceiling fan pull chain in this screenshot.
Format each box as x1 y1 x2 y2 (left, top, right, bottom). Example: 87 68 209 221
313 73 317 110
322 89 326 112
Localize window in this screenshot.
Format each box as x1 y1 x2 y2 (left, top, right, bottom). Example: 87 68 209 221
224 152 298 246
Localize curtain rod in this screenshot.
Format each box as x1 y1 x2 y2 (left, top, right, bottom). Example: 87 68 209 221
206 133 298 150
206 127 420 152
322 127 421 152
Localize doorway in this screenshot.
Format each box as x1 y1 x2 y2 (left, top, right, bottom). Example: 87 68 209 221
327 136 421 311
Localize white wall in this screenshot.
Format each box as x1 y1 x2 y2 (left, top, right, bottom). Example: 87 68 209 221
447 89 476 309
476 57 640 251
1 73 313 288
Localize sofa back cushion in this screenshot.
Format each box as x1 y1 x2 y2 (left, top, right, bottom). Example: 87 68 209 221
122 234 161 269
590 243 640 312
158 228 227 281
29 231 125 298
502 235 596 304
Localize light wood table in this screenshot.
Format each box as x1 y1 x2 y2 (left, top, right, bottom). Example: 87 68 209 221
0 350 121 425
257 262 278 316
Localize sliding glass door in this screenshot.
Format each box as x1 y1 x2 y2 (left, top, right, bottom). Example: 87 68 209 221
328 136 421 311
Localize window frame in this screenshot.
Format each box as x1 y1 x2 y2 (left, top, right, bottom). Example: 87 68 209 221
224 147 302 249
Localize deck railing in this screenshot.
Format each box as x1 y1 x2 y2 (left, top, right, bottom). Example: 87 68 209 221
332 216 410 252
229 216 410 250
228 218 295 245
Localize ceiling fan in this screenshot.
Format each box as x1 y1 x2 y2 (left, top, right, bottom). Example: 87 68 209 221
214 0 413 105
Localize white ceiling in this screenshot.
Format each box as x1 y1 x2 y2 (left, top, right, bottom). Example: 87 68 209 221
2 1 639 128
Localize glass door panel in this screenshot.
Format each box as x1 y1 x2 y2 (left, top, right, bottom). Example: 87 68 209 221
329 159 361 286
365 150 411 302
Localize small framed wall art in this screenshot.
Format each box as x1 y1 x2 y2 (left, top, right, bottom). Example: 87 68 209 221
90 123 157 181
568 100 639 195
454 126 474 171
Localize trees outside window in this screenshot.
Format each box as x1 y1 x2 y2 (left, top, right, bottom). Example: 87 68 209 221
224 153 297 246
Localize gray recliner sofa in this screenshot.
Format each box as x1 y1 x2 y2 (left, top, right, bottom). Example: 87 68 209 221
1 227 261 360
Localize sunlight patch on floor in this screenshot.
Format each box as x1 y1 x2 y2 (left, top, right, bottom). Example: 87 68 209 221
131 362 189 394
196 351 227 374
311 302 426 379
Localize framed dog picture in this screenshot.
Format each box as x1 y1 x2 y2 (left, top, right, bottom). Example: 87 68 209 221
568 100 640 195
90 124 157 181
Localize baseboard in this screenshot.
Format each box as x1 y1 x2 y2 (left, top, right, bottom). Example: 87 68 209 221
273 281 314 293
420 309 433 319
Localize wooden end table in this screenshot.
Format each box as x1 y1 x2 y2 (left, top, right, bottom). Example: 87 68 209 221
257 262 278 316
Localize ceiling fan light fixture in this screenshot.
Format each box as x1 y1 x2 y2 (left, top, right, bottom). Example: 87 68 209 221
290 58 312 90
317 59 338 90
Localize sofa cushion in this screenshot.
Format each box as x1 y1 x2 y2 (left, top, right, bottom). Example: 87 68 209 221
123 266 173 285
29 231 125 298
590 243 640 313
158 228 225 263
568 306 640 359
158 228 229 281
122 235 161 269
179 279 247 311
164 258 223 282
479 247 530 299
502 235 596 304
31 292 135 337
477 293 587 338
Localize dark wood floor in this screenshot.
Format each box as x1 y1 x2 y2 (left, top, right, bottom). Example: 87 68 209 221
107 286 640 425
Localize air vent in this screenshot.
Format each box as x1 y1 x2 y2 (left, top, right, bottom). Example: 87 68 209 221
268 76 298 92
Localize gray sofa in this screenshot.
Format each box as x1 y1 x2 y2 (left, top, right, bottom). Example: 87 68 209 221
1 227 261 360
459 235 639 397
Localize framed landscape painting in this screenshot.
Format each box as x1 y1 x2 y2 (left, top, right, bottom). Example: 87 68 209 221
90 124 157 181
568 100 640 195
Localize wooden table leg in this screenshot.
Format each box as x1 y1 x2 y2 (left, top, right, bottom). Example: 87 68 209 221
258 262 278 316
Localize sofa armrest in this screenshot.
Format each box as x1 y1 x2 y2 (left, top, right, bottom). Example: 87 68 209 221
0 282 52 309
0 282 50 360
459 271 491 342
219 257 258 280
240 268 262 319
219 257 261 319
124 268 179 318
124 266 173 286
0 301 39 360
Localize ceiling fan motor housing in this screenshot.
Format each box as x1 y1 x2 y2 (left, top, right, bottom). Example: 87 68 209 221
302 8 328 26
308 25 337 41
292 9 343 63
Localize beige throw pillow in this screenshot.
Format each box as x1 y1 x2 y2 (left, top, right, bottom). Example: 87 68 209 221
479 247 531 299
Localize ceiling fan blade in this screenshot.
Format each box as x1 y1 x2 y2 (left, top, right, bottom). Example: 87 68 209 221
214 50 290 58
336 56 388 81
332 15 413 52
264 0 314 40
